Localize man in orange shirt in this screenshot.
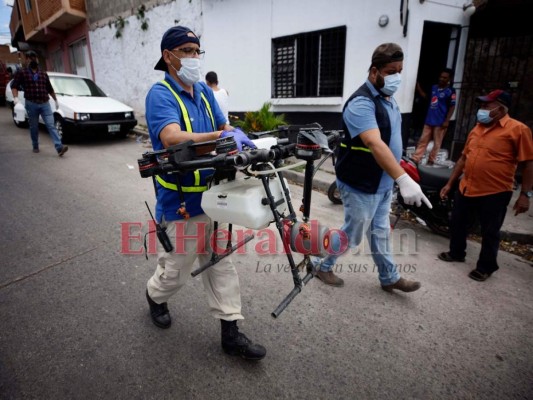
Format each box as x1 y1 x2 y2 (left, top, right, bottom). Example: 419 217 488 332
437 90 533 281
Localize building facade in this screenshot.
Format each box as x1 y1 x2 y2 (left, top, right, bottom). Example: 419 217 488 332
9 0 91 78
9 0 532 156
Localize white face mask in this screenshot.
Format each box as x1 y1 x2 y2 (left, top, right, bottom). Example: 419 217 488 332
168 52 201 86
381 73 402 96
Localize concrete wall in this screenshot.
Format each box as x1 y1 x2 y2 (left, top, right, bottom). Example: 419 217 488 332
85 0 170 26
87 0 473 124
202 0 472 115
88 0 203 124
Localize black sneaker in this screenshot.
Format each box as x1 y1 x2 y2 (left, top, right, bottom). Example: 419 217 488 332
438 251 465 262
221 320 266 360
146 290 171 329
58 145 69 157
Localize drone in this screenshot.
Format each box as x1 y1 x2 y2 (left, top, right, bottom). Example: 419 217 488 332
138 123 343 317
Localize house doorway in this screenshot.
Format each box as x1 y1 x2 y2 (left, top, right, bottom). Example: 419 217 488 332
409 21 461 149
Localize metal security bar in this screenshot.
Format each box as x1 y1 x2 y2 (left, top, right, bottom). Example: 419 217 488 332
453 34 533 143
272 38 296 98
272 26 346 98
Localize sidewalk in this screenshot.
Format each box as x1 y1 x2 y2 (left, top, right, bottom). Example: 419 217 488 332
132 127 532 245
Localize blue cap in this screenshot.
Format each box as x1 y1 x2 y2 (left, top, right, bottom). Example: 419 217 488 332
154 26 200 71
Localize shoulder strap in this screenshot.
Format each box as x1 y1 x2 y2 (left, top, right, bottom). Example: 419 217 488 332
160 80 216 131
159 80 192 132
200 92 215 130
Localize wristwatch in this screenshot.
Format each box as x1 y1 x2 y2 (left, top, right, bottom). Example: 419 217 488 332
520 191 532 199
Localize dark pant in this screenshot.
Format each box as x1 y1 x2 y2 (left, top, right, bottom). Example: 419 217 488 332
449 191 512 274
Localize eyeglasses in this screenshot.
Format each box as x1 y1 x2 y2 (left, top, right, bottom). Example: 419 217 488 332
172 47 205 58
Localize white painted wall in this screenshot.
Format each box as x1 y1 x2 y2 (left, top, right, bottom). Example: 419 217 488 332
202 0 473 114
88 0 473 122
89 0 203 125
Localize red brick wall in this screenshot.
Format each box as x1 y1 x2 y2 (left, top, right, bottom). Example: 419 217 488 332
38 0 62 23
0 45 20 64
19 0 41 34
70 0 86 12
18 0 87 40
9 3 20 37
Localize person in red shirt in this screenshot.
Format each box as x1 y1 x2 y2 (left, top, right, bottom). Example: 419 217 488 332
437 90 533 281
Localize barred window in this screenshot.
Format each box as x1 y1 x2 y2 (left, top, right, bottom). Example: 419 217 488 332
272 26 346 98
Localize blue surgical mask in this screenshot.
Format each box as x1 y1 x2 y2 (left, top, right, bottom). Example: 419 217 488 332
476 108 497 124
381 73 402 96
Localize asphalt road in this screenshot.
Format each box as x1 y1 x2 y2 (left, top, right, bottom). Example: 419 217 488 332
0 106 532 400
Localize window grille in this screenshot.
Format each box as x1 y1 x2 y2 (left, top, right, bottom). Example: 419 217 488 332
272 26 346 98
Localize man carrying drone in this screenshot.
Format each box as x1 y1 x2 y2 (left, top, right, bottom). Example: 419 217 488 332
144 26 265 360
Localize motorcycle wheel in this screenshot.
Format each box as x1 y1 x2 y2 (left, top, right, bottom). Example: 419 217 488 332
419 197 478 238
397 192 452 238
425 213 452 237
327 181 343 205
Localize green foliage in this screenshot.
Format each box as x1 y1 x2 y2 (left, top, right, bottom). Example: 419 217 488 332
108 4 149 39
233 102 287 132
136 4 146 19
136 5 149 31
109 16 128 39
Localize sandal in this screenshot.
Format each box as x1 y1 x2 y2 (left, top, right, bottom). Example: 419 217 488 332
438 252 465 262
468 269 492 282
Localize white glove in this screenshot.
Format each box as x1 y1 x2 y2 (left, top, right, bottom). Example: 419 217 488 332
396 173 432 208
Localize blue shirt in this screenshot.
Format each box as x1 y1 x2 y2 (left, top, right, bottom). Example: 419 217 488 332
342 80 403 193
424 84 456 126
145 73 226 222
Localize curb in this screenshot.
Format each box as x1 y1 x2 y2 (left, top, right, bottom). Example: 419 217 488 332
499 231 533 246
132 127 150 139
281 169 333 194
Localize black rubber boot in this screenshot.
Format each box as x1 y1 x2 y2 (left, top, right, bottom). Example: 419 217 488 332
220 320 266 360
146 290 171 329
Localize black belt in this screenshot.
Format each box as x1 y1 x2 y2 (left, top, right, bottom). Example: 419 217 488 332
26 99 49 104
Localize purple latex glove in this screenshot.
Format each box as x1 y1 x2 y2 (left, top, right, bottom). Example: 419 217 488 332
220 128 256 151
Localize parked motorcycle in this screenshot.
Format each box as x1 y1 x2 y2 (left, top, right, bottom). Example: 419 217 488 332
327 158 478 237
397 158 459 237
327 178 343 205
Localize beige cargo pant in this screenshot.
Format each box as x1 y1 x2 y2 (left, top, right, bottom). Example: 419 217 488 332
411 124 447 164
147 213 243 321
